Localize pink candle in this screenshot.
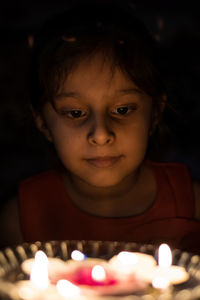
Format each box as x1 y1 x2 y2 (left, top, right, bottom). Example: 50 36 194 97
51 265 118 286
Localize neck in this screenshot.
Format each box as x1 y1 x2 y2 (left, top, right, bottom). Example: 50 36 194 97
62 162 156 217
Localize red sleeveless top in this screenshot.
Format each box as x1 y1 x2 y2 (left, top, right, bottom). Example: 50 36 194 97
18 161 200 253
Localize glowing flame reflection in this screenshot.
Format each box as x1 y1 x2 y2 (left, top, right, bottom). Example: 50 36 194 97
56 280 81 297
30 251 49 290
91 265 106 282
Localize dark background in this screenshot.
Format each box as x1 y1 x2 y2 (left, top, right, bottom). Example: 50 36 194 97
1 0 200 206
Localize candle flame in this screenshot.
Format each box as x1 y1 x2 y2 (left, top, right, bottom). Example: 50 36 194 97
91 265 106 282
71 250 85 261
158 244 172 268
117 251 138 265
30 251 49 290
56 280 81 297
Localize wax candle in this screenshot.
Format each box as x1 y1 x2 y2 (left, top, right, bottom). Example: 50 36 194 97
151 244 189 289
22 253 69 277
109 251 157 282
52 263 117 286
30 251 49 290
56 279 81 298
51 258 149 295
14 251 83 300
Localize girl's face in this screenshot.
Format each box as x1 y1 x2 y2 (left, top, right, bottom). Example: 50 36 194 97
40 54 153 188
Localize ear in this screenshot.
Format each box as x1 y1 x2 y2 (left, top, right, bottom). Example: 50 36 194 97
31 106 53 142
150 94 166 136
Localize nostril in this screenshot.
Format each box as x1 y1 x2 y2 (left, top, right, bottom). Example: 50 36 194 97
87 118 115 146
88 133 114 146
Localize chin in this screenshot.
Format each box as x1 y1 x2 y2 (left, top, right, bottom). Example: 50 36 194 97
82 174 124 188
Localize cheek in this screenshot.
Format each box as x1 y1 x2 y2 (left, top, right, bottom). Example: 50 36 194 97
52 128 83 149
49 127 85 165
124 116 151 140
120 121 151 157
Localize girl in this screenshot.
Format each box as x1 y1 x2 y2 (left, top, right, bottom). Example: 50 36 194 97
1 2 200 253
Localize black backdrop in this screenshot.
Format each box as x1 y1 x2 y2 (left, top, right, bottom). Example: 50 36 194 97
1 0 200 205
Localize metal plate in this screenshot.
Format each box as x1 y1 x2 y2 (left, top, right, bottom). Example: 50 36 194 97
0 240 200 299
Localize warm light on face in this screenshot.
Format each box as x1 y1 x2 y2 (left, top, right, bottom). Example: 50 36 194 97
91 265 106 282
158 244 172 268
30 251 49 290
71 250 85 261
42 54 153 190
56 279 81 298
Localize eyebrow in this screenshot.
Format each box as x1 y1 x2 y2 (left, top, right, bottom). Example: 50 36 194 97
55 87 143 101
55 92 80 100
117 88 144 95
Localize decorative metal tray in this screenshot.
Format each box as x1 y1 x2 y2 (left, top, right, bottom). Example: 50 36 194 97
1 240 200 299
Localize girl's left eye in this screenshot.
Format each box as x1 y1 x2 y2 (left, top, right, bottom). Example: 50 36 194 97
111 105 137 115
61 110 86 118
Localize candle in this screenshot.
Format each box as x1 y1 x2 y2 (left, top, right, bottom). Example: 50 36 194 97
58 258 147 295
91 265 106 282
15 251 67 300
56 279 81 298
109 251 156 282
15 251 83 300
22 252 69 278
30 251 49 290
71 250 86 261
152 244 189 289
22 252 111 286
52 259 112 285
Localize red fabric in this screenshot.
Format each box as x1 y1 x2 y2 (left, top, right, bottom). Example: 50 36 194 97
18 161 200 253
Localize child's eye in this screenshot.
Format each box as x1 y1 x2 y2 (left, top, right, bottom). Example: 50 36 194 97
111 105 137 116
61 110 86 119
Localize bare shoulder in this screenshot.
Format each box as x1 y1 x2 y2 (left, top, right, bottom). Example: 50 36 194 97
0 196 24 249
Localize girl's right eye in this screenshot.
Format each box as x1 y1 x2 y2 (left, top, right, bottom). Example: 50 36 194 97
60 109 86 119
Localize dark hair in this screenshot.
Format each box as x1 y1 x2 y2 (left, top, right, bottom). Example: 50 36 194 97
29 2 167 158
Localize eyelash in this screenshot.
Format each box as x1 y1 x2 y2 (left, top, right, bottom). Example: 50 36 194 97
59 109 87 119
59 105 137 119
111 105 137 116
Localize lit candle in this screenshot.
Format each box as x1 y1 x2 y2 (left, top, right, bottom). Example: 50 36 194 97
152 244 189 289
47 255 147 295
16 251 57 300
71 250 86 261
56 279 81 298
56 258 147 295
51 259 117 287
30 251 49 290
91 265 106 282
15 251 83 300
22 252 69 278
109 251 156 282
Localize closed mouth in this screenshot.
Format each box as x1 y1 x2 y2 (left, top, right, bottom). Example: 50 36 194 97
85 156 123 168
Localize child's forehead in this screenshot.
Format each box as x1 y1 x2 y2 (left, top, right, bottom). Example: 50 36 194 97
57 54 139 95
68 55 118 79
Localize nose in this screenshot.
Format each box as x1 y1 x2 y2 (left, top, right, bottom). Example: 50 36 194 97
87 116 115 146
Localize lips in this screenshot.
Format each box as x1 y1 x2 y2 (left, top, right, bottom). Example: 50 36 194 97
85 156 122 168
